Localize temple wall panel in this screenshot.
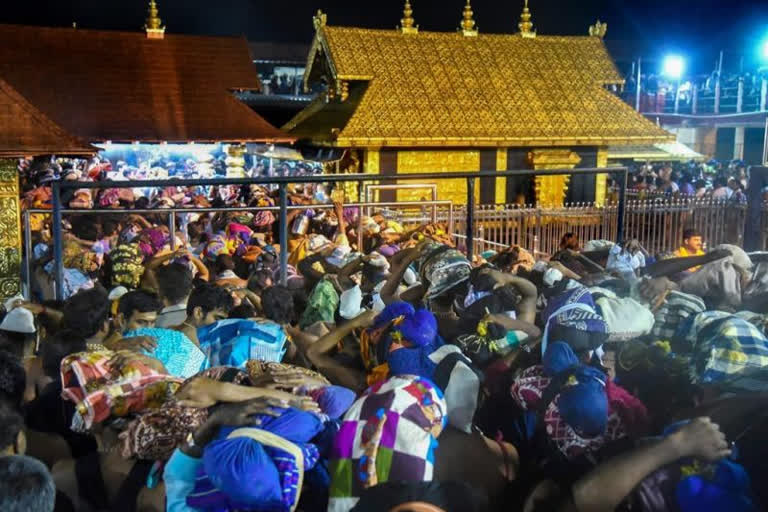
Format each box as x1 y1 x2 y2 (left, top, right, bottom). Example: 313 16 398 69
0 160 21 299
396 149 480 204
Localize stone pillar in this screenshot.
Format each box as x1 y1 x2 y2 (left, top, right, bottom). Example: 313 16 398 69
528 149 582 207
734 126 746 160
737 77 744 113
761 78 767 111
495 148 507 204
0 160 21 299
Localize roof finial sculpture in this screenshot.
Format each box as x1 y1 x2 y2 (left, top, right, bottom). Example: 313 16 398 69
460 0 478 37
399 0 418 34
589 19 607 38
145 0 165 39
313 9 327 30
518 0 536 38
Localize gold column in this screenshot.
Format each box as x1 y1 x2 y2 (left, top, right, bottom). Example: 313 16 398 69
0 160 21 299
363 149 380 202
595 147 608 206
528 149 581 207
396 150 480 204
495 149 507 204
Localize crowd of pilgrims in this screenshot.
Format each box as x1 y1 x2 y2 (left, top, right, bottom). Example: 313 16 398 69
2 175 768 512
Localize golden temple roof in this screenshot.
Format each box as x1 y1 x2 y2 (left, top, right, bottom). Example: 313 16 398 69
285 19 673 148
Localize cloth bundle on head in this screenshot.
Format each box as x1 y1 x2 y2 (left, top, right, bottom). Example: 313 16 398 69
60 350 183 432
109 243 145 289
63 240 97 274
680 258 744 311
541 285 608 356
120 367 252 461
187 408 324 512
360 301 441 385
510 342 647 459
0 298 35 333
676 459 757 512
300 278 339 329
593 293 655 342
454 319 515 368
203 233 239 262
328 375 448 512
419 243 471 300
198 319 289 367
124 328 207 379
674 311 768 391
139 228 169 259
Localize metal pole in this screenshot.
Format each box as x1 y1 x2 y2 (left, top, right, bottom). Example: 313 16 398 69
674 79 681 114
715 51 723 114
278 183 288 286
616 168 628 243
466 177 475 262
52 180 64 301
761 78 768 112
169 212 177 250
737 77 744 113
692 82 699 114
23 211 32 300
635 57 642 111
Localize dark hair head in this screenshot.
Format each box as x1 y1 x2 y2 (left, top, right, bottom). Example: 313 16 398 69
41 331 87 380
101 220 120 237
682 228 702 240
0 455 56 512
134 197 150 210
0 351 26 409
118 290 161 319
229 304 256 319
215 254 236 273
62 287 110 339
560 233 580 251
186 283 234 317
0 401 24 451
260 286 295 325
156 262 193 304
70 216 100 242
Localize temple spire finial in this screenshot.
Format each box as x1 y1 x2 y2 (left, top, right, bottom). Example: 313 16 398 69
589 19 607 38
399 0 418 34
460 0 478 37
518 0 536 38
145 0 165 39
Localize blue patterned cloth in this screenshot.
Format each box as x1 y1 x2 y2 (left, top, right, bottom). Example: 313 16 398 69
197 319 288 367
123 327 207 379
43 261 93 300
187 409 323 511
676 311 768 390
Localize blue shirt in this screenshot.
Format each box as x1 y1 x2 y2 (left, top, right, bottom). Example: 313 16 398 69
164 450 202 512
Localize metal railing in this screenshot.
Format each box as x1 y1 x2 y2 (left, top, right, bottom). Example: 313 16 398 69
45 167 628 300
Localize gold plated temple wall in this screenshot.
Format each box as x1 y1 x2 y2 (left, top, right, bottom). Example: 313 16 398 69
396 150 480 204
495 149 507 204
0 160 21 299
594 147 608 206
529 149 581 207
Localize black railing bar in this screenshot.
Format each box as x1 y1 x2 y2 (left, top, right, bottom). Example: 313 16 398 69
53 167 627 190
26 200 454 217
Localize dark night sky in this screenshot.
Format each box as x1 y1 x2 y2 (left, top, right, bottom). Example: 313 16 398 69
2 0 768 73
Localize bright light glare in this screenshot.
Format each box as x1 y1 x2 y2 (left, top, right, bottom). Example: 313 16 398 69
762 40 768 60
662 55 685 79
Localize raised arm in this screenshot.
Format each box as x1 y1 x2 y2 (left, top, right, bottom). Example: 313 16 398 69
560 418 731 512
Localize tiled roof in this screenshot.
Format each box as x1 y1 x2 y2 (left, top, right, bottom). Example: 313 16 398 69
286 25 673 147
0 24 293 144
0 78 95 157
